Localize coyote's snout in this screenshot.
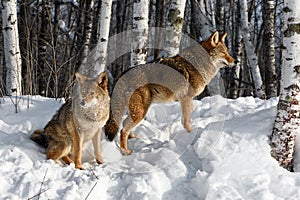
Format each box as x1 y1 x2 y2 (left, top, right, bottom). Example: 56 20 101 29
31 71 110 169
105 31 235 155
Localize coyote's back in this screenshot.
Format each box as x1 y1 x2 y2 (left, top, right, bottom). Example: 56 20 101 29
105 31 235 155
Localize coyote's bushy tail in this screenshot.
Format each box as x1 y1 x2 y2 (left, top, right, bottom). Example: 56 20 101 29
105 101 127 141
30 130 48 148
105 114 119 141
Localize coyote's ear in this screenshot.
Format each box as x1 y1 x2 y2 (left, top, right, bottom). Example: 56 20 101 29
220 32 227 43
210 31 219 47
97 71 108 91
75 72 87 83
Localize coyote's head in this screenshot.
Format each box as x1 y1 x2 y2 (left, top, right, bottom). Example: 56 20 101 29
201 31 235 69
75 71 109 108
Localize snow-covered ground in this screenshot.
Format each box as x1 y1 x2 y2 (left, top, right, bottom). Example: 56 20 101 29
1 95 300 199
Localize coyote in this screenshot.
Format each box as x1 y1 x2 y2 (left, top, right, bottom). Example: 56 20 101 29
105 31 235 155
31 71 110 169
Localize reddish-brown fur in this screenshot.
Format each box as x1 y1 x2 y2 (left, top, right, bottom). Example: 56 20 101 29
105 31 235 155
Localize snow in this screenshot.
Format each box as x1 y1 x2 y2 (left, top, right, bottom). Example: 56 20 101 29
1 95 300 199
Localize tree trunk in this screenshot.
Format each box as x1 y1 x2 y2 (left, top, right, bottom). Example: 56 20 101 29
108 0 132 80
229 33 243 98
208 0 226 97
270 0 300 172
74 0 86 71
216 0 225 31
2 0 22 96
154 0 166 60
130 0 149 66
38 0 51 96
240 0 265 98
78 0 95 71
19 0 33 96
228 0 243 98
165 0 186 57
91 0 102 47
94 0 113 75
190 0 201 41
263 0 277 98
0 6 4 96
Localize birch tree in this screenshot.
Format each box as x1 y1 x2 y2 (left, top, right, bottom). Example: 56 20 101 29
165 0 186 57
240 0 265 98
2 0 22 96
94 0 113 75
130 0 149 66
270 0 300 172
263 0 277 98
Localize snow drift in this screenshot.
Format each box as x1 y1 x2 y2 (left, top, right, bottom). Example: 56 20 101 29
1 95 300 199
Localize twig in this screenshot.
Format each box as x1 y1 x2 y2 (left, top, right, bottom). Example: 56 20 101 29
85 181 98 200
39 168 48 200
28 188 50 200
28 168 49 200
85 167 99 200
89 167 99 180
8 94 22 113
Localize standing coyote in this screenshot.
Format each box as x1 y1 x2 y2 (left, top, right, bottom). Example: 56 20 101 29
105 31 235 155
31 71 110 169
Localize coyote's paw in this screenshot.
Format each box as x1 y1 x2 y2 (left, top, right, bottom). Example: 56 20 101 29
96 159 104 165
75 165 84 170
184 123 192 133
121 148 133 155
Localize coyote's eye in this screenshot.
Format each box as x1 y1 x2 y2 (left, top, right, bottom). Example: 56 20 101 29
90 91 95 95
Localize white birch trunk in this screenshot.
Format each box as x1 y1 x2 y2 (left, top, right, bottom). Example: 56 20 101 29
130 0 149 66
240 0 265 98
165 0 186 57
271 0 300 172
2 0 22 96
94 0 113 75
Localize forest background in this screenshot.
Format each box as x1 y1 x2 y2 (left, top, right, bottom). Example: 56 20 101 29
0 0 282 100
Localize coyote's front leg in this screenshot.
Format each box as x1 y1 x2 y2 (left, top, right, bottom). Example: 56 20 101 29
92 129 104 164
180 96 194 132
73 131 83 170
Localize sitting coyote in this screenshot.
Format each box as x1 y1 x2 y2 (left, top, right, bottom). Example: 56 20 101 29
105 31 235 155
31 71 110 169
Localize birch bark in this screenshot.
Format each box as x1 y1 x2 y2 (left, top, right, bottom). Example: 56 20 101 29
130 0 149 66
270 0 300 172
2 0 22 96
94 0 113 75
240 0 265 98
165 0 186 57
